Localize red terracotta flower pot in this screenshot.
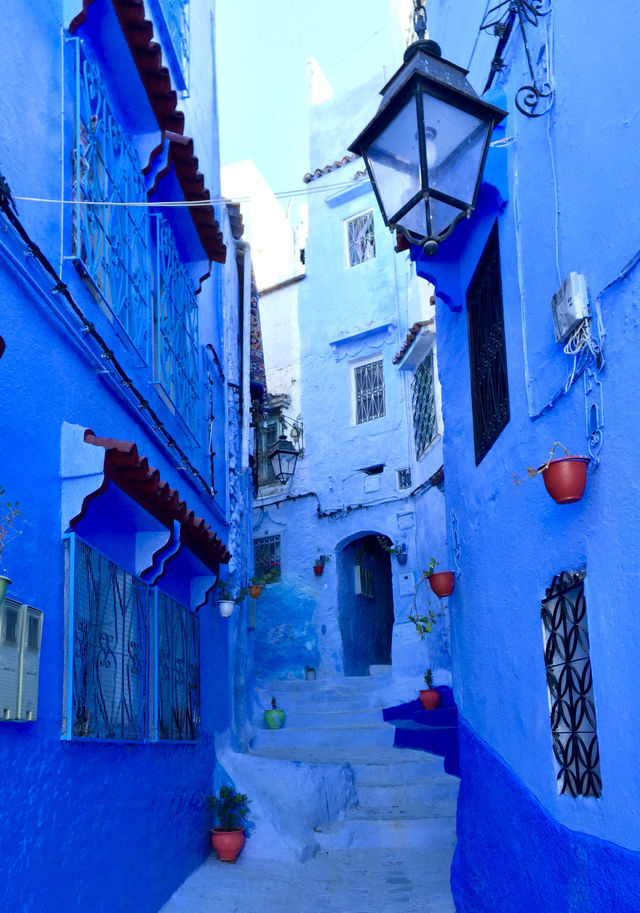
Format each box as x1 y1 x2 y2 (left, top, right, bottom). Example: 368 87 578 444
419 688 440 710
249 585 263 599
313 565 323 576
428 571 455 598
541 456 589 504
211 828 245 863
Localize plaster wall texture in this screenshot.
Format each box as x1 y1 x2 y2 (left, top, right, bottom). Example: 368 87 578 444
413 0 640 887
0 3 253 910
251 75 450 693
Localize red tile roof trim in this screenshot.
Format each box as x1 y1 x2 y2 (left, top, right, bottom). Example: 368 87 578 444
303 154 358 184
393 318 435 364
70 0 226 264
78 430 231 570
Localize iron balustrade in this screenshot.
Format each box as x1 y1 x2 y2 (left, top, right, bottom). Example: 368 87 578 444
65 535 200 743
541 570 601 798
72 39 151 360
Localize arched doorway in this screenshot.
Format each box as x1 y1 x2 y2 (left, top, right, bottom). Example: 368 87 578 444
337 533 395 676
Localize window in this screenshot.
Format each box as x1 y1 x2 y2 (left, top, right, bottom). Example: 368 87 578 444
345 210 375 267
254 535 281 582
467 222 509 464
257 418 279 486
66 537 200 742
541 570 601 798
353 359 385 424
397 468 412 490
152 0 190 92
412 353 437 459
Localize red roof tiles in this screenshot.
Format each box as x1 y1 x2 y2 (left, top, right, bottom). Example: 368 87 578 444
303 154 358 184
393 319 435 364
81 430 231 571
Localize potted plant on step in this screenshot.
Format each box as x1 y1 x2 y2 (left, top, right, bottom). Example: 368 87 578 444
425 557 455 598
208 786 250 864
216 579 248 618
514 441 590 504
304 665 316 681
419 669 440 710
264 697 285 729
0 486 22 603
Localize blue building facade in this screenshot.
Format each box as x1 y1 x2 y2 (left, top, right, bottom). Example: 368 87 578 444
0 2 254 910
398 1 640 908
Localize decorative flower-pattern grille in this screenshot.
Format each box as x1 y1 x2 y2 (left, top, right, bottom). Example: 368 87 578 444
466 222 510 464
354 359 385 424
346 210 376 267
412 353 437 459
72 540 149 740
541 570 601 798
73 39 151 360
254 535 281 582
157 591 200 741
154 216 200 433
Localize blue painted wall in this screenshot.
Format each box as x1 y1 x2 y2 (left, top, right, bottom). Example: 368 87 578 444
0 2 252 910
411 0 640 904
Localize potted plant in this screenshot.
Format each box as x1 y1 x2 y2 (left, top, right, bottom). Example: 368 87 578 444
207 786 250 864
0 487 21 603
408 560 447 638
313 554 330 576
424 557 455 598
304 665 316 681
419 669 440 710
249 567 279 598
216 579 248 618
376 536 408 565
264 697 285 729
514 441 590 504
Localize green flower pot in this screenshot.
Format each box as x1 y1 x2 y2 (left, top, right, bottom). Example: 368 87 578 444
264 698 285 729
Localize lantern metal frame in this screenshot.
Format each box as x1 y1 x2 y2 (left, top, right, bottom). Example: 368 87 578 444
348 39 507 254
268 434 300 485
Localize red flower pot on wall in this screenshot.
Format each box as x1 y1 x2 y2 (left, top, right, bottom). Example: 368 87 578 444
541 456 589 504
313 565 323 576
428 571 455 598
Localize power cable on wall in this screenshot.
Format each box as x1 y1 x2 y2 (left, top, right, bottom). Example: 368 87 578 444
0 175 217 503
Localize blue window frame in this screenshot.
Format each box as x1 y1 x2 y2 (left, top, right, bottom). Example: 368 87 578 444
65 535 200 743
149 0 190 93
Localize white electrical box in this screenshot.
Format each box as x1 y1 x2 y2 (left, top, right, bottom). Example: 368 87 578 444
551 272 590 343
0 597 43 722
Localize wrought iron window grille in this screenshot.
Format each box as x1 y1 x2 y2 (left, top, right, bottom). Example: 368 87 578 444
412 353 438 460
345 210 376 268
354 359 386 424
480 0 554 117
64 535 200 743
541 570 601 798
466 222 510 464
397 468 412 490
254 535 282 583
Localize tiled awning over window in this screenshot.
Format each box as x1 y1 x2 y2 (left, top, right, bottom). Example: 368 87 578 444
76 430 231 570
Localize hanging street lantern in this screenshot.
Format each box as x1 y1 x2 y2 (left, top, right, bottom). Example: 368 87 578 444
269 435 299 484
348 36 507 255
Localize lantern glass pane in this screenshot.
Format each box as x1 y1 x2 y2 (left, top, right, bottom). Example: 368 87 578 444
397 197 428 238
365 98 421 222
422 94 490 207
429 197 464 238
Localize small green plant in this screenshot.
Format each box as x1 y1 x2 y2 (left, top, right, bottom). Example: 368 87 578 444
0 486 22 566
251 567 279 586
424 557 438 576
304 665 315 673
513 441 571 487
207 786 250 831
216 578 248 603
408 560 445 638
315 554 330 566
424 669 434 689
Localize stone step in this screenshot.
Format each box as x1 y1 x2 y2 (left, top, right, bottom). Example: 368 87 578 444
251 721 396 750
314 811 458 850
356 777 459 807
350 755 445 785
349 799 458 821
256 706 385 729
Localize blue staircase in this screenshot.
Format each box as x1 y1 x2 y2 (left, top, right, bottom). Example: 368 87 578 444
383 686 460 777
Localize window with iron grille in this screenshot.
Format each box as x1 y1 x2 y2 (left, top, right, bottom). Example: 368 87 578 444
397 468 412 490
254 535 281 582
345 210 375 267
353 359 385 424
466 222 510 464
412 353 437 459
541 570 601 798
65 536 200 742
